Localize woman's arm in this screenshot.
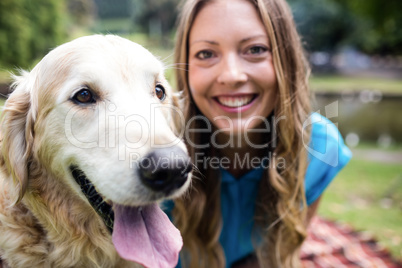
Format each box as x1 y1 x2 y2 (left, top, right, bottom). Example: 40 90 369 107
306 196 321 226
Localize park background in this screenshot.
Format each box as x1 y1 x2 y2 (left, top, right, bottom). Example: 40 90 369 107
0 0 401 262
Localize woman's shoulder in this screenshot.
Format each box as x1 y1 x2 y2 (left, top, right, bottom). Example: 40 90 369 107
304 112 352 205
307 112 351 161
309 112 341 140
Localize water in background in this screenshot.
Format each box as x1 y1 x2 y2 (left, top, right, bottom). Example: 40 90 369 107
314 92 402 146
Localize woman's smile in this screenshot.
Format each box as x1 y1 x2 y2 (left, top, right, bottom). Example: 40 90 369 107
213 94 258 112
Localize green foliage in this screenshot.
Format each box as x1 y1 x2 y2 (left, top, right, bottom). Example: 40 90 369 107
0 0 67 69
0 0 32 68
289 0 353 52
289 0 402 54
335 0 402 54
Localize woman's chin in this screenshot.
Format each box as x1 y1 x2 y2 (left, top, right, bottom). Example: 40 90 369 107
210 120 270 147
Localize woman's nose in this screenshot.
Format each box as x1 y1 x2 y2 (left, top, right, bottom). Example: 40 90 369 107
217 53 248 87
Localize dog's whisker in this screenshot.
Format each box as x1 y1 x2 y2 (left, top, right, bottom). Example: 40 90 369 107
164 63 189 69
165 62 189 67
165 67 189 73
164 63 188 69
160 52 175 64
164 65 189 71
190 174 204 182
191 165 204 179
191 163 200 172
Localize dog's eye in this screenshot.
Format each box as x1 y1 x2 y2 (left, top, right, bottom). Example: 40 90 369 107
155 85 166 101
73 88 95 104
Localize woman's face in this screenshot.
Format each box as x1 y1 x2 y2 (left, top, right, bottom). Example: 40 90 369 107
188 0 277 135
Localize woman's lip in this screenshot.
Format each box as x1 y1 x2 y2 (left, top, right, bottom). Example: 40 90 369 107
213 94 258 112
213 93 255 98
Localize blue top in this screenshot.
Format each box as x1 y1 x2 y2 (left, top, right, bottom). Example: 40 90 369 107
165 113 352 268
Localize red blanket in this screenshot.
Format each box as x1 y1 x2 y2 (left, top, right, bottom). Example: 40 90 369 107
301 217 402 268
1 216 401 268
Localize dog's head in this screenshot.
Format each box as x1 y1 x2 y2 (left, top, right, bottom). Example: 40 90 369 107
0 35 191 267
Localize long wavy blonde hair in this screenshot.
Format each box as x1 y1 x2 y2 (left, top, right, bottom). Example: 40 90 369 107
172 0 311 267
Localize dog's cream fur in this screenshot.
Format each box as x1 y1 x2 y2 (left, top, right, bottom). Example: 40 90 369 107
0 35 189 268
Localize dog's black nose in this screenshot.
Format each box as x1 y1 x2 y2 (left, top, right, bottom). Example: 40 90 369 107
139 147 191 193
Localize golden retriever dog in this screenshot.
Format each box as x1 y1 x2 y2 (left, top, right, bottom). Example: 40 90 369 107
0 35 191 268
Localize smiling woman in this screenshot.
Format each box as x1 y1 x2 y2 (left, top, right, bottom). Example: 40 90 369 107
164 0 352 267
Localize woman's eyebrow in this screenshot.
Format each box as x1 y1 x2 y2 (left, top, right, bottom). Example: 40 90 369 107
189 40 219 46
240 35 269 44
189 35 268 46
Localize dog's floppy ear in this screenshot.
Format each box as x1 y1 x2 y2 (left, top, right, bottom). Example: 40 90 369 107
0 71 35 203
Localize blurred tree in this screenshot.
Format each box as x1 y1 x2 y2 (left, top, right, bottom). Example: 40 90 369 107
288 0 354 52
0 0 32 68
94 0 132 19
67 0 97 26
133 0 180 38
335 0 402 54
288 0 402 55
0 0 67 69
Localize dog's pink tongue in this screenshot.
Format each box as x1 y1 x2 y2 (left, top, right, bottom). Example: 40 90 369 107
112 204 182 268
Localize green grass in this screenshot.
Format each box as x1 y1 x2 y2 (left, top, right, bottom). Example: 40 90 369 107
353 141 402 152
310 75 402 94
318 157 402 259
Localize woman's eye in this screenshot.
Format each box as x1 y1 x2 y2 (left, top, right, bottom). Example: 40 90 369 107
247 46 268 55
155 84 166 101
196 50 214 60
73 88 95 104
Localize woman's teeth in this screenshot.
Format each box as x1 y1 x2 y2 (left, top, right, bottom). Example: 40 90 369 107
217 95 255 108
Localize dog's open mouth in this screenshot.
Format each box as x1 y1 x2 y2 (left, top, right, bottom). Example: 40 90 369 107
69 165 183 268
70 165 114 232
